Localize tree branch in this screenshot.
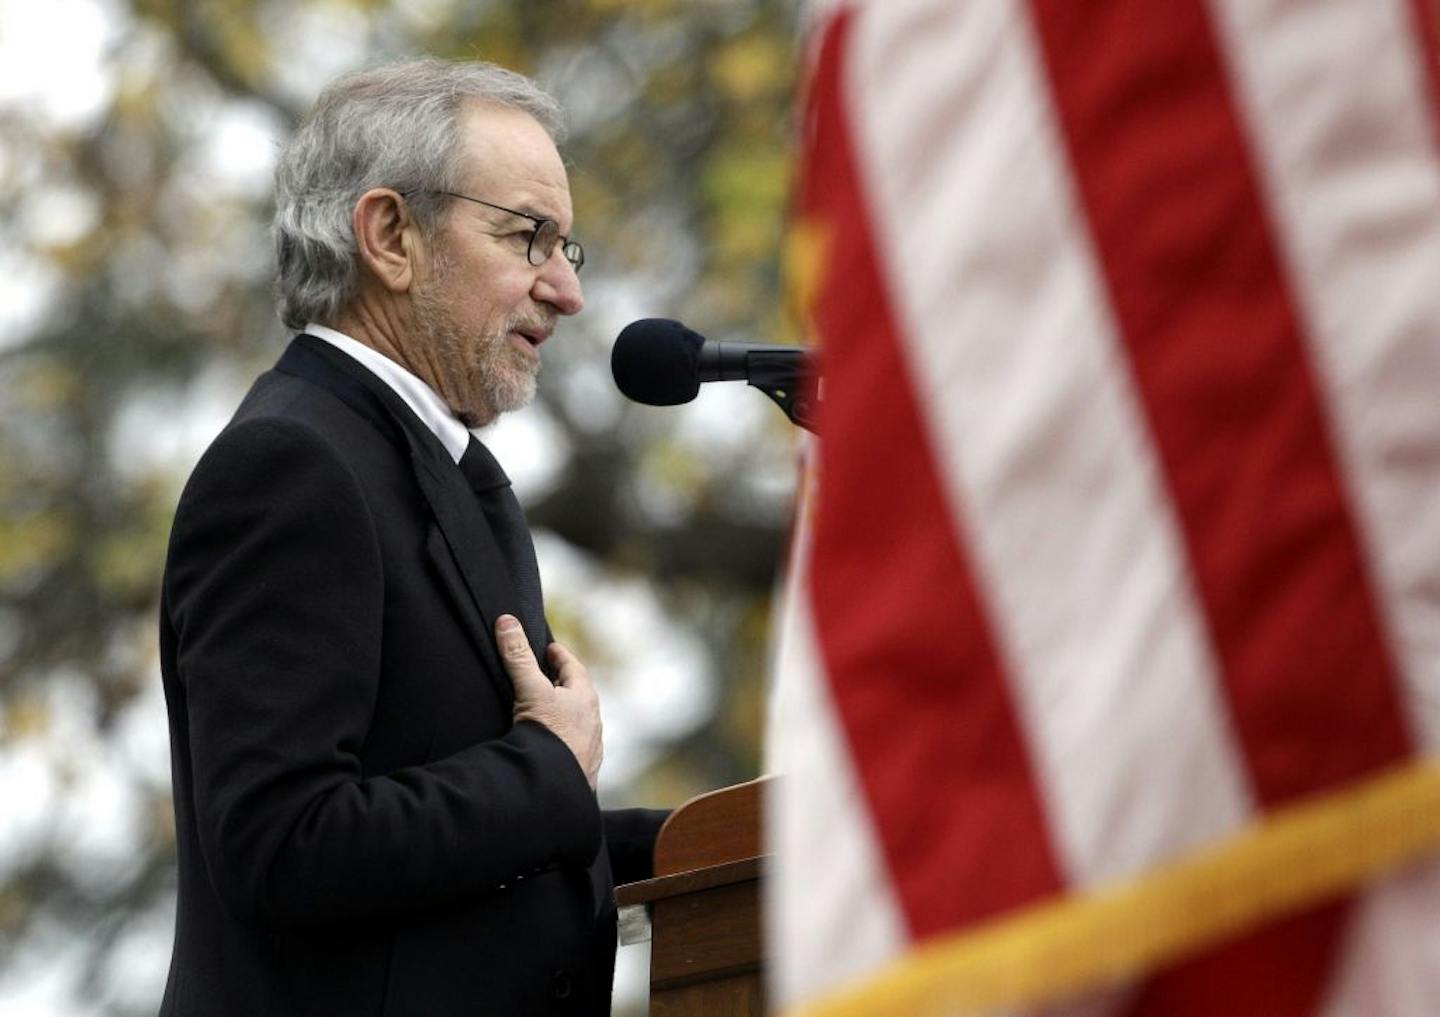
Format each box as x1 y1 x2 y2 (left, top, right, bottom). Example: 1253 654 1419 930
174 0 303 126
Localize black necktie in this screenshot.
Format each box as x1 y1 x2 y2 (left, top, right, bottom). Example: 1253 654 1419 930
458 437 547 662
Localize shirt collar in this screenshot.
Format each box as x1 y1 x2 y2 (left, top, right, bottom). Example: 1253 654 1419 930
304 322 471 464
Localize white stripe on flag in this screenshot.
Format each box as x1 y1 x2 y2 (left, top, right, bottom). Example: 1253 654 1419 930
1211 0 1440 754
1213 3 1440 1010
1317 855 1440 1017
766 485 906 1009
845 0 1253 889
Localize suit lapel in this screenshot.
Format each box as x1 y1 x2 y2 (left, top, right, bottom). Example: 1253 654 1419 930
275 335 520 704
411 455 519 705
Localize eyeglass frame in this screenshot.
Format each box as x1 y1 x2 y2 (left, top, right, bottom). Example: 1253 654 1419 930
402 189 584 273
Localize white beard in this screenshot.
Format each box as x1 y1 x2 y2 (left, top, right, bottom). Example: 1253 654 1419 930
411 269 539 428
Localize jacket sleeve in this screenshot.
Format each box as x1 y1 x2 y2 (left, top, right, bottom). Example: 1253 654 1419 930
165 417 601 925
602 808 671 886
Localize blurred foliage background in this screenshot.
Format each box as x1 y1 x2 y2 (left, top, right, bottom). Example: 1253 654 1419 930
0 0 802 1012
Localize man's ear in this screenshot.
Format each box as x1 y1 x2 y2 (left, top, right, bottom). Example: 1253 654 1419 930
353 188 423 294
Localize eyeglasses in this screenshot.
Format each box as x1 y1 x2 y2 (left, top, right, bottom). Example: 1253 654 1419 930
420 190 584 273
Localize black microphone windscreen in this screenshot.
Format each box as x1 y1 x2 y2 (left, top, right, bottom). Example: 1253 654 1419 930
611 319 705 406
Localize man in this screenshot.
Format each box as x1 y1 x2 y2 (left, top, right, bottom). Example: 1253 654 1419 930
158 59 667 1016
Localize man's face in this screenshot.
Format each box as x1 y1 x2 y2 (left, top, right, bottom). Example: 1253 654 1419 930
408 102 584 427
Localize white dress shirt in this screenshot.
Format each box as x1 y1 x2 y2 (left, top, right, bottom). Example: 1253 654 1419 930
304 322 470 464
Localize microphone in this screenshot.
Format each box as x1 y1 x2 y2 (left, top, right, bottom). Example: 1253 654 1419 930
611 318 818 431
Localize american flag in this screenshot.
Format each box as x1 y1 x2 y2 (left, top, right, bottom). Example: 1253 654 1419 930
767 1 1440 1014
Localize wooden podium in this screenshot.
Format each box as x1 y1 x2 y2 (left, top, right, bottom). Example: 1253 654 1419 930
615 777 770 1016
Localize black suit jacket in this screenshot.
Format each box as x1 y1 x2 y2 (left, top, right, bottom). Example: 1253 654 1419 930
159 336 666 1016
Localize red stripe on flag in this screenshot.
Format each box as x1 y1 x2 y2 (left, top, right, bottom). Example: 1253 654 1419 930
1123 901 1352 1017
1406 0 1440 140
1025 0 1415 1010
802 13 1064 939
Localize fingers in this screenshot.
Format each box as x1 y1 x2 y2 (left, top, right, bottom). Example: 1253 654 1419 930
546 642 592 690
495 615 548 691
505 629 602 789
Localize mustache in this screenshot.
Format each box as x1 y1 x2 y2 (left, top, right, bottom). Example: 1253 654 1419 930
506 312 556 338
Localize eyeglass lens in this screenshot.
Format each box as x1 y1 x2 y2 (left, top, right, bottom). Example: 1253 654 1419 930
527 220 584 272
529 220 559 266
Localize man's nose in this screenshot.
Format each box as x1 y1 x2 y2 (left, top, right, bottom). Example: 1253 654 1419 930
533 254 584 316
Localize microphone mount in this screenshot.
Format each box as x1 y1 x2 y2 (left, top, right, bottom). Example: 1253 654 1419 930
711 344 823 432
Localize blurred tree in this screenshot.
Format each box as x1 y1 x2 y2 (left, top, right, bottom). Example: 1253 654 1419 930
0 0 801 1012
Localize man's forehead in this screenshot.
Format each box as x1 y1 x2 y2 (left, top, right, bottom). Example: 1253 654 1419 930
456 101 572 219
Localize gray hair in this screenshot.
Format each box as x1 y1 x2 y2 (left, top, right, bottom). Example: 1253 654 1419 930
272 58 565 330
